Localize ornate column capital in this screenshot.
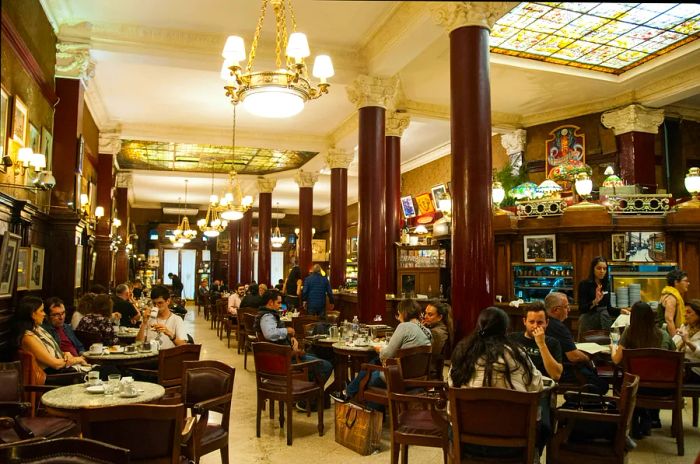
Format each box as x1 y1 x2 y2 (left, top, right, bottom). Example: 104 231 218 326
431 2 517 32
346 75 400 110
500 129 527 155
326 148 354 170
385 111 411 138
295 170 318 189
98 129 122 155
257 177 277 194
56 40 96 83
601 104 665 135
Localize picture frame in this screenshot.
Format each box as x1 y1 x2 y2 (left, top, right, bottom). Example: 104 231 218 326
75 244 83 288
312 239 327 262
415 193 435 215
0 86 9 173
29 122 41 153
41 127 53 169
28 245 45 291
16 247 29 291
76 135 84 174
12 95 28 146
611 233 627 261
400 195 416 219
523 234 557 263
625 231 666 262
0 232 21 298
431 184 447 211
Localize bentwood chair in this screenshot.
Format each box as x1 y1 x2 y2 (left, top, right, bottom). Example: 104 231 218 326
682 361 700 427
242 313 259 370
0 437 131 463
180 360 235 464
130 344 202 397
236 307 258 354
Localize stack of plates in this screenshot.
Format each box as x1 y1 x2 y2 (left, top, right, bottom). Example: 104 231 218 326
616 286 629 308
628 284 642 306
610 293 617 308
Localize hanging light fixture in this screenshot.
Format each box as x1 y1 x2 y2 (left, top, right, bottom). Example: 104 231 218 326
221 0 334 118
218 105 253 221
271 202 286 248
171 181 198 244
198 171 229 237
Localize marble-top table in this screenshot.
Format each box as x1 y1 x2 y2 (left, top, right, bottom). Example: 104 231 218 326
41 381 165 417
83 349 158 364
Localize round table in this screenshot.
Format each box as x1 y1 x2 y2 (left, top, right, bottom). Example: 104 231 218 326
41 381 165 418
331 341 379 392
83 349 159 369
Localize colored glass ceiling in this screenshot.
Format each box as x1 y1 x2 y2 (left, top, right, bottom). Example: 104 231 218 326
491 3 700 74
117 140 317 175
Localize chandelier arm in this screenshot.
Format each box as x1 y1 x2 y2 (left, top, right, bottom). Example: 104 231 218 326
285 0 299 69
247 0 269 73
274 0 285 70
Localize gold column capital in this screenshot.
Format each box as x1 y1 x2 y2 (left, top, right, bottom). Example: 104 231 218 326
431 2 517 33
346 75 400 110
326 148 354 170
385 111 411 138
295 170 318 189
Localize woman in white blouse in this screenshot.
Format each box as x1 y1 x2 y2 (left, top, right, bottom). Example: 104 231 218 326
675 299 700 382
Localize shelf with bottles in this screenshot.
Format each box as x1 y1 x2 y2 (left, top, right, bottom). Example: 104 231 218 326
512 262 574 303
397 245 446 269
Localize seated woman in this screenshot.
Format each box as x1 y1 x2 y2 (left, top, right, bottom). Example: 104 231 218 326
13 296 88 383
675 299 700 382
333 299 432 404
449 306 544 458
76 294 120 346
71 292 95 330
612 301 675 439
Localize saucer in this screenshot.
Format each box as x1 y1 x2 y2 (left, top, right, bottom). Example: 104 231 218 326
119 391 139 398
86 385 105 394
123 350 138 355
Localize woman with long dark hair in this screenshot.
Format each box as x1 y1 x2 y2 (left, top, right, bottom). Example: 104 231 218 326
577 256 613 339
675 299 700 382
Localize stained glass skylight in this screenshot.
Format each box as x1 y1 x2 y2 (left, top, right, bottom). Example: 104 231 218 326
491 3 700 74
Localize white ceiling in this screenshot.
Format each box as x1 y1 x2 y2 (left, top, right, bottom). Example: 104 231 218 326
41 1 700 215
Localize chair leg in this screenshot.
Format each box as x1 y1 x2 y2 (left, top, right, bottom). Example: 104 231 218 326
287 401 294 446
220 445 229 464
256 396 262 438
317 391 324 436
269 399 275 419
693 397 698 427
244 344 248 370
279 401 285 428
400 444 408 464
391 440 399 464
675 407 684 456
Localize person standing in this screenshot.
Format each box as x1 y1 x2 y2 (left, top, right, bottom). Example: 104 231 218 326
301 264 334 317
42 297 86 356
168 272 184 299
136 285 187 349
282 257 302 310
657 269 690 336
577 256 613 338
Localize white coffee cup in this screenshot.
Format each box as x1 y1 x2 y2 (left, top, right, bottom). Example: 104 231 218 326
90 343 104 354
84 370 100 386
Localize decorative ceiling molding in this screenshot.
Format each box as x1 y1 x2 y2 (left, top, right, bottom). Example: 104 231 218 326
55 41 95 82
327 113 358 147
431 2 517 33
400 141 451 174
664 104 700 123
39 0 72 33
601 105 665 136
347 75 400 110
83 79 111 130
401 100 522 131
634 64 700 108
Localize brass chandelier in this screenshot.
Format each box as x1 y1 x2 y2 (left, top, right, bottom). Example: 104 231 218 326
198 172 229 237
170 181 197 246
221 0 334 118
271 202 286 248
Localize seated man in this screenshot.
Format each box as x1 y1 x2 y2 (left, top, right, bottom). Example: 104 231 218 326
545 292 608 394
42 297 86 357
228 283 246 316
423 301 452 380
114 283 141 328
255 289 333 411
136 285 187 349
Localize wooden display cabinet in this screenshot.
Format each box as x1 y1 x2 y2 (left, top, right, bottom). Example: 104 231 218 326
396 244 446 298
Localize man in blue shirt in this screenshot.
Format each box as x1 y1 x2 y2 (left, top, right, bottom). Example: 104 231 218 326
42 297 86 356
301 264 334 317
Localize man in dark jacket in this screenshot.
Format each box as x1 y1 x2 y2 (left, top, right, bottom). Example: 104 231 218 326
301 264 334 317
168 273 184 298
42 297 86 356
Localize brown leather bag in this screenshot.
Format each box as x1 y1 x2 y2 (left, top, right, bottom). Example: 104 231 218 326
334 402 382 455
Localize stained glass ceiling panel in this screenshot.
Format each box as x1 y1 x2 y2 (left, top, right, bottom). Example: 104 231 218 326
117 140 317 175
491 2 700 74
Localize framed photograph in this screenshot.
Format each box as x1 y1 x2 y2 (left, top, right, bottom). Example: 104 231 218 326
611 233 627 261
312 239 327 262
29 122 41 153
431 184 447 211
12 95 28 146
400 195 416 219
28 245 45 291
16 247 29 291
41 127 53 169
415 193 435 215
523 234 556 263
75 244 83 288
446 181 452 195
625 231 666 262
0 232 21 298
1 86 9 172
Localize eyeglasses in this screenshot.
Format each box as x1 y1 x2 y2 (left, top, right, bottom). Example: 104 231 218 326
50 312 66 317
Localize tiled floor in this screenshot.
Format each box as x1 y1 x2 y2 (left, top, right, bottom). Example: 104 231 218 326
180 307 700 463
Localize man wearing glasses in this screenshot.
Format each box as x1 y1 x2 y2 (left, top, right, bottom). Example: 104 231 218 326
42 297 86 356
658 269 690 337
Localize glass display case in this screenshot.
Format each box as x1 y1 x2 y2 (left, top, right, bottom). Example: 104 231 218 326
396 245 446 297
609 262 676 304
345 261 358 289
512 262 574 303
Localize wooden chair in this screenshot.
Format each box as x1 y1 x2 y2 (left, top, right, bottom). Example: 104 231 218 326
449 386 541 464
325 310 340 324
16 350 82 409
236 307 258 354
357 344 432 408
180 360 235 464
252 342 324 446
197 292 209 317
579 330 616 386
80 404 193 464
130 344 202 394
242 313 259 370
547 373 640 464
385 364 450 464
211 298 226 332
579 329 610 344
0 362 79 444
682 361 700 427
292 315 319 345
0 437 131 463
620 348 685 456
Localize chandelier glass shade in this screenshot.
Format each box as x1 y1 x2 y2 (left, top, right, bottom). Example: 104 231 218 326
221 0 334 118
198 172 229 237
218 171 253 221
271 203 286 248
170 181 197 245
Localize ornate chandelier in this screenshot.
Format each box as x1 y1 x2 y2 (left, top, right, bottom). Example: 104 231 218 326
271 203 286 248
216 106 253 221
170 181 197 245
221 0 334 118
198 172 229 237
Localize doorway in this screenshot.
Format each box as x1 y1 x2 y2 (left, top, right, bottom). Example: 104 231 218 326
162 248 197 300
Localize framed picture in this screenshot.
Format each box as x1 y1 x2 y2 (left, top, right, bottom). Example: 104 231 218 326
12 95 28 146
16 247 29 291
447 181 452 195
625 231 666 262
523 234 556 262
75 244 83 288
1 86 9 172
0 232 21 298
28 245 45 291
29 122 41 153
312 239 327 261
415 193 435 215
431 184 447 210
400 195 416 219
41 127 53 169
611 233 627 261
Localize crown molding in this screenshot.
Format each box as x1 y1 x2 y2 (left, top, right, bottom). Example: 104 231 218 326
664 104 700 123
83 78 111 130
400 141 451 174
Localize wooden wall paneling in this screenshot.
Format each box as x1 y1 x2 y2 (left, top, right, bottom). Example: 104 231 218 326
677 232 700 301
571 233 606 299
495 237 512 300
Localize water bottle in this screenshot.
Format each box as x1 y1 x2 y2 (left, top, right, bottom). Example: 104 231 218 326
352 315 359 334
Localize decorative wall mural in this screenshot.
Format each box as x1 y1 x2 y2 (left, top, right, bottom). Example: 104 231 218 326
545 125 585 182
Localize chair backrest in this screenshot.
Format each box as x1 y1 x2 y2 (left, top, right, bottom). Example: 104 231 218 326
614 373 640 455
448 386 541 463
394 345 432 380
292 316 319 342
74 329 104 347
581 329 610 345
252 342 293 390
0 361 23 402
243 312 258 336
80 404 183 464
181 360 235 427
622 348 684 391
0 437 131 463
214 299 227 318
158 344 202 387
326 310 340 325
237 307 258 333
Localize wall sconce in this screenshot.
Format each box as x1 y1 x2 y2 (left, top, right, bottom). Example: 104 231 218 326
8 148 46 176
492 180 510 215
95 206 105 219
679 167 700 209
294 227 316 237
569 172 605 210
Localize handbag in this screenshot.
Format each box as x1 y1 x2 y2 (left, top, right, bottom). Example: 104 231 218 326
334 402 383 455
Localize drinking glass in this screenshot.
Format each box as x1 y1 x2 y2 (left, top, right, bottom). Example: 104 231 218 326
103 382 116 395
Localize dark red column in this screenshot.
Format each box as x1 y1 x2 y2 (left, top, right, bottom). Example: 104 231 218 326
385 111 409 295
114 187 130 284
52 78 84 211
450 26 495 341
297 178 314 280
327 149 353 289
239 209 253 284
257 190 272 286
93 152 114 287
227 220 239 287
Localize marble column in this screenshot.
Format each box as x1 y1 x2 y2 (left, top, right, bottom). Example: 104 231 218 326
326 148 354 289
239 209 253 284
385 111 411 295
433 2 513 339
501 129 527 177
601 104 664 192
347 75 399 322
227 220 240 287
295 170 318 280
257 177 276 286
93 131 120 288
113 186 130 284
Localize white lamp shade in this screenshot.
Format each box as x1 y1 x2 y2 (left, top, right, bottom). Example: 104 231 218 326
95 206 105 218
18 148 33 164
30 153 46 169
209 194 219 204
222 35 246 62
220 209 244 221
197 218 206 227
312 55 334 79
286 32 310 59
492 187 506 205
685 168 700 195
575 178 593 196
80 193 89 207
242 87 304 118
204 229 220 238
